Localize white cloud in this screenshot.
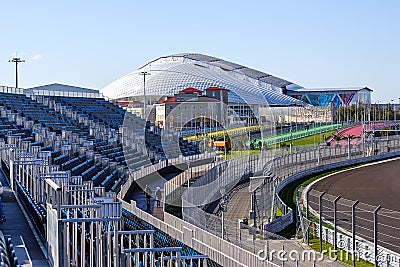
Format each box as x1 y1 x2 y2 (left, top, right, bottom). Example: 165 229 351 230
31 54 42 60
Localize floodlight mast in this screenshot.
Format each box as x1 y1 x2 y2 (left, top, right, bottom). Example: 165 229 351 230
139 71 150 121
8 57 25 88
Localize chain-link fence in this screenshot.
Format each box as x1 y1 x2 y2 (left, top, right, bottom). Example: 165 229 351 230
307 188 400 266
181 134 400 266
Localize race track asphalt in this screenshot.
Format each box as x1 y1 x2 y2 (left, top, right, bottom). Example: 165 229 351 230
309 158 400 254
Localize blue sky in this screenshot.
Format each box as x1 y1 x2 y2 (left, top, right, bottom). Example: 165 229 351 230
0 1 399 102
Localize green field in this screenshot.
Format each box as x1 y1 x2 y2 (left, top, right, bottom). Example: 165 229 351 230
223 149 260 160
290 130 336 146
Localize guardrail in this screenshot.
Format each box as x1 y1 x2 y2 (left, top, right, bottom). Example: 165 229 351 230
268 137 400 234
179 133 400 265
305 162 400 267
120 199 278 267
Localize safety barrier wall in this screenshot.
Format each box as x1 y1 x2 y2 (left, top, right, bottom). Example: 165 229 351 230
267 151 400 233
269 140 400 233
310 220 400 267
306 170 400 267
180 134 400 265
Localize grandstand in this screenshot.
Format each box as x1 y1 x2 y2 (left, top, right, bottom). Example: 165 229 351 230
0 67 378 267
0 230 19 267
0 85 213 266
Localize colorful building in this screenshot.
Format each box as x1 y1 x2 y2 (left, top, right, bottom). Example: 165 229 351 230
286 87 372 108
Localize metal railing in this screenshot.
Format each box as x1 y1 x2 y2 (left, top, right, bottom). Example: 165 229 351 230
306 187 400 266
181 133 400 266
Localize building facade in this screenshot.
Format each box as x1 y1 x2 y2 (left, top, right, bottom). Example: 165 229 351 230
286 87 372 108
154 88 226 131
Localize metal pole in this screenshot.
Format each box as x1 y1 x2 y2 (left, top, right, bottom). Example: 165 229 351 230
15 60 18 88
253 189 257 242
8 57 25 88
374 205 381 267
352 200 359 267
139 71 150 120
221 210 224 240
333 196 340 251
348 137 351 159
319 192 326 252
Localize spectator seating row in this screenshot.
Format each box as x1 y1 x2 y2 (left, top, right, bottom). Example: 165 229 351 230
49 97 125 130
0 231 20 267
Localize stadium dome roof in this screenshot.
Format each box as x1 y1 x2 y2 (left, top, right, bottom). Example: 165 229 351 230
101 53 306 106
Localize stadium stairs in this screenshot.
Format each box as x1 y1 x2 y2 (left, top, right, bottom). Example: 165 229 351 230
0 91 211 266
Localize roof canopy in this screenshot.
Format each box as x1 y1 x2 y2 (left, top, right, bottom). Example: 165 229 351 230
101 53 305 107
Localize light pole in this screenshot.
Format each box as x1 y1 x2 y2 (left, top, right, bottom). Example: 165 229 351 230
139 71 150 120
185 161 192 188
391 100 395 121
219 188 230 240
398 97 400 122
180 112 183 131
9 57 25 88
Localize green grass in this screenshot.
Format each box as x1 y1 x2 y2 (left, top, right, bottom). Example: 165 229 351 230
308 238 373 267
290 129 337 146
277 163 364 238
223 149 260 160
275 205 284 217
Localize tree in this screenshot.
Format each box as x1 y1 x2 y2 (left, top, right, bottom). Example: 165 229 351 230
250 142 255 150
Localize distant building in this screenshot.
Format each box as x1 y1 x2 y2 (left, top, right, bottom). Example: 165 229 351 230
100 53 373 125
111 100 144 117
25 83 102 98
286 87 372 108
154 87 226 131
101 53 306 112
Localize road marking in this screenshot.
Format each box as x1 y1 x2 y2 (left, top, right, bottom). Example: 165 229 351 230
19 235 32 266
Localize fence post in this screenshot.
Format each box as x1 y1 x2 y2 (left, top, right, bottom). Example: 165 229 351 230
333 196 340 251
352 200 359 267
374 205 381 267
319 192 326 252
306 189 310 245
348 138 351 159
238 220 242 247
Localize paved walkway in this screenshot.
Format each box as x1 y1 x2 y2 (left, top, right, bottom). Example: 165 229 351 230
222 182 251 222
0 168 49 267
